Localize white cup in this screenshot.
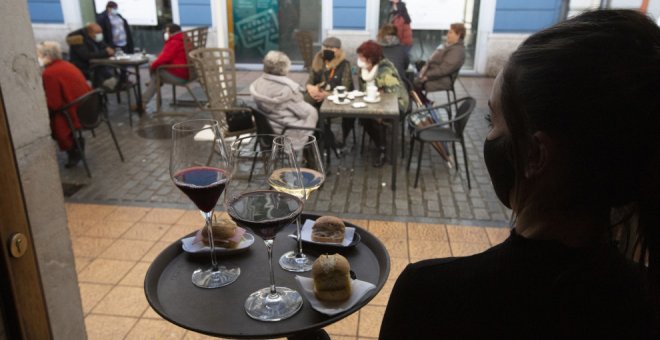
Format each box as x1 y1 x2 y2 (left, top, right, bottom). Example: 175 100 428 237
366 85 378 99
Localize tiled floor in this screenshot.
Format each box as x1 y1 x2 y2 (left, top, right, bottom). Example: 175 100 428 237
68 202 509 339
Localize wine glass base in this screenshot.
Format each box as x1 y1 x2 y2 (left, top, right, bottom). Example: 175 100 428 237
279 251 315 272
244 286 303 322
191 266 240 289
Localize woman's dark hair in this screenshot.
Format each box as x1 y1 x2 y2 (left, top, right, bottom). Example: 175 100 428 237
501 9 660 280
391 1 411 24
165 23 182 34
378 24 398 42
450 23 466 40
357 40 384 65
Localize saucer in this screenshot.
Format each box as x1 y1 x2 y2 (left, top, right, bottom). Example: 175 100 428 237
352 102 367 108
363 96 381 103
332 98 351 105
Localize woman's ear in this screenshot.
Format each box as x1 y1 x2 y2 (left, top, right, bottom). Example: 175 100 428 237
525 131 555 178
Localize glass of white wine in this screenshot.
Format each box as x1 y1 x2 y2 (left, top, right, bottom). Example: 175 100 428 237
270 135 326 272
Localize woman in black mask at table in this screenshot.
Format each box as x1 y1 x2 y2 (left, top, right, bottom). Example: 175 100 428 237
305 36 355 148
380 9 659 339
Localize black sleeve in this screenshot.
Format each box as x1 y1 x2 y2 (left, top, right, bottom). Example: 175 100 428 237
379 264 419 339
71 42 109 61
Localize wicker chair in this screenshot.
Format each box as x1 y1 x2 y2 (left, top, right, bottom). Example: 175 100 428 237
294 30 315 71
188 48 256 138
155 27 208 115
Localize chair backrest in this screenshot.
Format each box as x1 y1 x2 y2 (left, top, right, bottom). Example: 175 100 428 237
189 48 238 113
251 107 278 149
182 27 209 81
294 30 315 70
59 89 105 130
453 97 476 136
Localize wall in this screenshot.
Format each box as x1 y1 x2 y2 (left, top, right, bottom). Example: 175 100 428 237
0 1 86 339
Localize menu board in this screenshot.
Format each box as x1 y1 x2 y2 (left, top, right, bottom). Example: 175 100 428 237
405 0 466 30
94 0 158 26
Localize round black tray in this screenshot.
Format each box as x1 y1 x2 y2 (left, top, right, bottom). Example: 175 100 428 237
144 214 390 339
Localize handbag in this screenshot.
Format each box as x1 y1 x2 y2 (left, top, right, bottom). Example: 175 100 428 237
226 109 255 132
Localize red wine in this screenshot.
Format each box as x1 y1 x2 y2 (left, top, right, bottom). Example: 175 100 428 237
227 190 303 240
173 167 228 213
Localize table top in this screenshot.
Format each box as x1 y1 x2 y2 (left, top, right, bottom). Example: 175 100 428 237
144 214 390 339
320 92 399 119
90 54 149 66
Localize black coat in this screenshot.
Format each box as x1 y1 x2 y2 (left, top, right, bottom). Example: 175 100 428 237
96 11 134 52
66 28 112 80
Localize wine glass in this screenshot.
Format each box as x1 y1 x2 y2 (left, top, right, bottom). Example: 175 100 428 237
225 135 304 322
273 135 326 272
170 119 240 288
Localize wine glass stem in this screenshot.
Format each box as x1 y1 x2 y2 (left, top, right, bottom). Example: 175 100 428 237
203 211 219 271
295 216 303 256
264 239 277 295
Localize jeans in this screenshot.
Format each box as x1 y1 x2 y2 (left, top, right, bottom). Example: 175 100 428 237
141 69 188 105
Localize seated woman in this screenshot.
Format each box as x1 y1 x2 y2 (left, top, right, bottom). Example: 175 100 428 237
355 40 409 167
250 51 318 148
413 23 466 101
380 10 658 338
38 41 92 168
141 23 189 108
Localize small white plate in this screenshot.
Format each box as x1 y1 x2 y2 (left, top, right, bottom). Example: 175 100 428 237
181 228 255 254
332 98 351 105
299 219 357 247
352 102 367 109
363 96 381 103
349 90 365 97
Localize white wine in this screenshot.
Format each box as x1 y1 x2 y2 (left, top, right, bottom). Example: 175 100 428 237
269 167 324 200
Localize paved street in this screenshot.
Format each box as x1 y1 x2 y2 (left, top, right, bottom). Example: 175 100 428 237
59 70 509 227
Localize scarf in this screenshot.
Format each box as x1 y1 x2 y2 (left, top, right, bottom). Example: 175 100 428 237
361 64 379 88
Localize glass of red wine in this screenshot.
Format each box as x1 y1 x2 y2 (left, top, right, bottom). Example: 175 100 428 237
170 119 240 289
225 135 304 321
271 135 325 272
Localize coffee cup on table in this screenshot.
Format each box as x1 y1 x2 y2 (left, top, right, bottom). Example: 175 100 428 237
366 85 379 100
335 86 347 102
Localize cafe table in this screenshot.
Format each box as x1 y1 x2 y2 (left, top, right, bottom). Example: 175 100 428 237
144 214 390 339
90 54 149 113
319 92 400 190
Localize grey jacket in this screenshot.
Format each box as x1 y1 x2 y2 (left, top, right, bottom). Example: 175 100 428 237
418 41 465 92
250 73 318 143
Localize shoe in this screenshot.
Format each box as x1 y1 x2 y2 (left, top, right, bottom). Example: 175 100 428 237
65 148 82 168
372 149 387 168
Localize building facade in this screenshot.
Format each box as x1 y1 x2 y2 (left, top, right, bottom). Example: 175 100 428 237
28 0 660 75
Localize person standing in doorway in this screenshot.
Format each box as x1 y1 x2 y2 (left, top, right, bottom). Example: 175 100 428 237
389 0 413 55
96 1 134 54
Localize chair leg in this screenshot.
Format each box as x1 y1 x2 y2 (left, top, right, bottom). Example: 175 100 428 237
126 89 133 127
360 125 366 155
400 118 405 159
73 130 92 178
461 139 471 189
248 141 259 182
414 141 424 188
452 142 459 171
105 119 125 162
407 137 415 171
156 77 162 113
446 91 452 120
116 92 121 104
172 85 177 106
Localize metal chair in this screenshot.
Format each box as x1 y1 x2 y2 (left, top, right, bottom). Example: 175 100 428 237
53 88 124 178
420 71 460 119
155 27 209 115
407 97 475 189
189 48 256 139
251 105 322 147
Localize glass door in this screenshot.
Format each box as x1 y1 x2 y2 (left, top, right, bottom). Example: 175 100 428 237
229 0 322 64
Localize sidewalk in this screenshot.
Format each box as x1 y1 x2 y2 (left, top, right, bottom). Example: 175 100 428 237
58 71 509 227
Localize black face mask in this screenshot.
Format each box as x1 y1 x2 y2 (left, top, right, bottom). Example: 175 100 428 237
322 50 335 61
483 135 516 209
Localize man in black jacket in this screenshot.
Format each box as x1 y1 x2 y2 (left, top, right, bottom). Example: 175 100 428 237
96 1 134 53
66 23 116 87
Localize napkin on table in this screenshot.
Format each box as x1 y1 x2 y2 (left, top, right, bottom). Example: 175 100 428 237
295 276 377 316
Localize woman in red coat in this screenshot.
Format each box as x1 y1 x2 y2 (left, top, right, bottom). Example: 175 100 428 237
141 23 189 107
38 41 91 168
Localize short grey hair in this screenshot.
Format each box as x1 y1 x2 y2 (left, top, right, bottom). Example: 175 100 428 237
37 41 62 60
263 51 291 76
